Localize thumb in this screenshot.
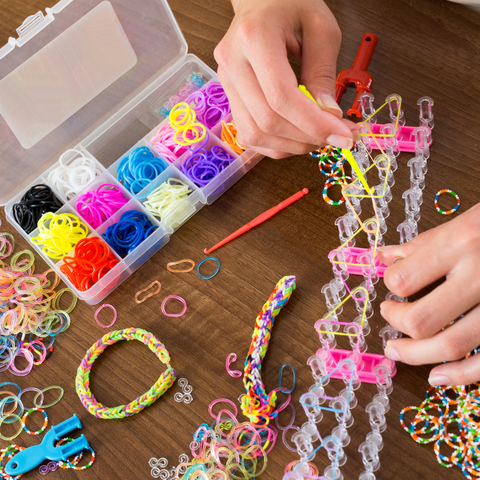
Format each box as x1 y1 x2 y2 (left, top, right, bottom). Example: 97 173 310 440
300 12 343 119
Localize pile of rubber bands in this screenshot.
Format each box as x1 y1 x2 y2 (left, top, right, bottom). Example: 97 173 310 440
60 237 120 291
221 119 245 155
0 229 77 375
310 145 353 206
159 73 205 117
185 81 231 129
143 178 192 221
117 147 168 198
400 349 480 479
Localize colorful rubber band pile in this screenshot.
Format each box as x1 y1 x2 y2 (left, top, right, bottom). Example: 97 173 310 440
242 275 297 423
159 73 205 117
30 213 89 260
400 349 480 479
117 147 168 198
221 119 246 155
179 134 236 188
76 184 129 229
102 210 158 257
185 81 231 129
0 231 77 375
60 237 120 291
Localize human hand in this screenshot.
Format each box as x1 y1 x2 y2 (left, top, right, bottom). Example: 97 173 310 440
378 203 480 386
214 0 359 159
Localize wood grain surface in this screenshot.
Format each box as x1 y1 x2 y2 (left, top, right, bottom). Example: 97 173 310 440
1 0 480 478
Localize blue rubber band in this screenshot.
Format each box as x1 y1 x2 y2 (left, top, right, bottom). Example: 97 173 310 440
0 382 21 396
278 363 297 394
196 256 220 280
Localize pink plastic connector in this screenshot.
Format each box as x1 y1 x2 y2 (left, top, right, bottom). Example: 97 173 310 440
367 124 432 153
329 247 387 277
316 348 396 384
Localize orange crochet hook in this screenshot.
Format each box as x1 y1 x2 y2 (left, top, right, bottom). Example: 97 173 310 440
204 188 309 254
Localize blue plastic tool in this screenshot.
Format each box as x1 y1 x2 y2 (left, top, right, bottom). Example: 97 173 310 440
5 414 90 475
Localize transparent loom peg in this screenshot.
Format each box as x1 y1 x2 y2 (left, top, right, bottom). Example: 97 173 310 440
330 250 350 282
337 360 360 409
386 93 405 127
301 420 320 442
307 354 329 385
403 188 421 222
359 471 376 480
283 472 306 480
352 287 374 319
366 431 384 453
410 184 423 206
357 124 372 154
353 150 370 173
357 251 379 285
397 219 418 244
315 320 337 351
291 431 315 460
373 364 393 413
335 214 355 247
380 124 400 166
309 381 326 402
364 218 385 248
385 291 408 303
407 157 425 190
324 436 347 467
333 424 351 448
358 92 377 124
379 325 402 351
417 96 434 129
345 323 368 356
372 185 390 217
329 396 354 428
322 281 343 313
365 402 387 434
353 313 371 337
343 186 362 216
330 279 346 301
359 279 377 303
413 126 430 160
358 441 381 472
324 465 344 480
375 154 395 188
300 393 323 424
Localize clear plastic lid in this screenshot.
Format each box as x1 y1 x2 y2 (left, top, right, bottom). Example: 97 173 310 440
0 0 187 205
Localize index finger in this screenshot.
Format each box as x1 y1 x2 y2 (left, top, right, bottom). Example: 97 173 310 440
245 30 353 147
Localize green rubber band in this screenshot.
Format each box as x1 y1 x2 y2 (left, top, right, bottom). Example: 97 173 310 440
34 386 64 409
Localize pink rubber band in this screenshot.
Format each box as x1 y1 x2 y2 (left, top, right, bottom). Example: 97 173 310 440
161 295 187 317
94 304 117 328
9 348 34 376
225 353 242 378
208 398 238 419
18 387 44 409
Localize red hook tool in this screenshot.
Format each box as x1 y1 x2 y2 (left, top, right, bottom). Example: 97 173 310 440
335 33 378 118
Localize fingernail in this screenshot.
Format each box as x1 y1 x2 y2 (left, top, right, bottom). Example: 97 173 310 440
326 134 353 150
428 374 451 387
352 129 361 143
380 303 386 319
377 245 396 254
385 343 401 362
318 94 343 116
393 257 404 264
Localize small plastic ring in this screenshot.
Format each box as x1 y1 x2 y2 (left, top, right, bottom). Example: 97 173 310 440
196 256 220 280
94 304 117 328
135 281 161 304
167 259 196 273
22 407 48 435
161 295 187 317
435 189 460 215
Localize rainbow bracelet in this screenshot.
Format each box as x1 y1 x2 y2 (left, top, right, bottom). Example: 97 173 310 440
241 276 297 423
75 328 176 419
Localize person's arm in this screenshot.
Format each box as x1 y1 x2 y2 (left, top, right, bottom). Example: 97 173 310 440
214 0 359 159
378 203 480 386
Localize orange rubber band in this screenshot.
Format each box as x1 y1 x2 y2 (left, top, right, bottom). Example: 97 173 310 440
135 281 161 304
166 259 195 273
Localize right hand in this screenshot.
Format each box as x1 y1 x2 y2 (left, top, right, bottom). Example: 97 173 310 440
214 0 359 159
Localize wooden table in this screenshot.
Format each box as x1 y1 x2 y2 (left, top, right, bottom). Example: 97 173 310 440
1 0 480 478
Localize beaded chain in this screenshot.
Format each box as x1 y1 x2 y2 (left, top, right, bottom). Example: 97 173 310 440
241 276 297 423
75 328 176 419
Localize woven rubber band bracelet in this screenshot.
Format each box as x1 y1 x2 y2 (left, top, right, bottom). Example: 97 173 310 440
435 189 460 215
75 328 176 419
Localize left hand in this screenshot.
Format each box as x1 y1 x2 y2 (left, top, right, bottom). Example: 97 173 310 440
377 202 480 386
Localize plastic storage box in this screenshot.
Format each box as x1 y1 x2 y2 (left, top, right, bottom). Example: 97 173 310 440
0 0 262 304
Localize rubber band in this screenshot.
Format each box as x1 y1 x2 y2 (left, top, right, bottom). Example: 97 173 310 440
94 304 117 328
221 120 246 155
34 386 64 409
435 189 460 215
196 257 220 280
323 180 346 206
0 414 23 441
75 328 176 419
56 437 96 470
143 178 192 221
22 407 48 435
135 281 161 304
167 259 196 273
278 363 296 394
161 295 187 317
0 383 21 397
225 353 243 378
18 387 43 409
159 73 204 117
0 394 22 419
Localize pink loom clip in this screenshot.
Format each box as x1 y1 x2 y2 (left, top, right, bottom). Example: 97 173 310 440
329 247 387 277
367 123 432 153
